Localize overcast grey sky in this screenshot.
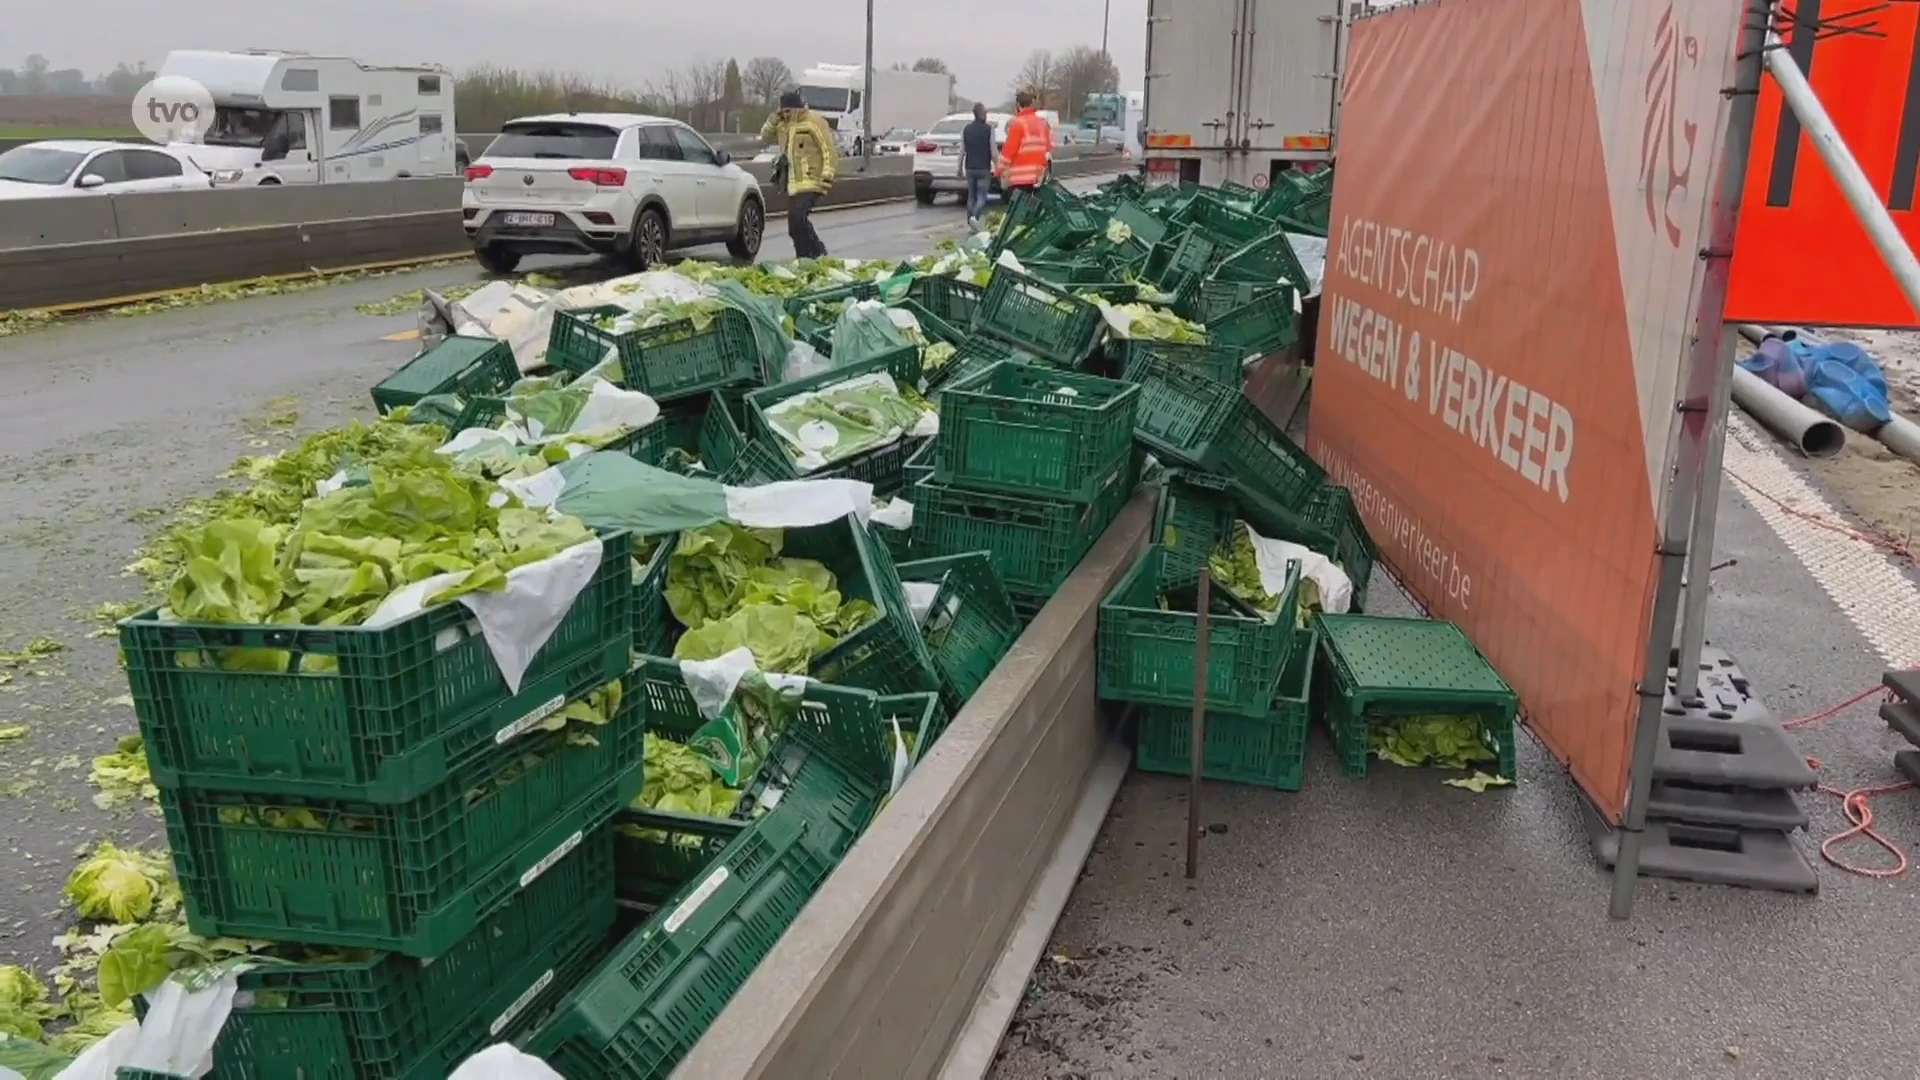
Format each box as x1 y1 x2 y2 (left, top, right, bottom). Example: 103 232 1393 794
17 0 1150 102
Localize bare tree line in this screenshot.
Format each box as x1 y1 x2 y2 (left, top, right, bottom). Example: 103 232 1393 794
456 57 800 134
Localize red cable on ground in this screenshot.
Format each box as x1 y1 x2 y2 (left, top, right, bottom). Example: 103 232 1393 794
1722 468 1917 563
1785 683 1914 879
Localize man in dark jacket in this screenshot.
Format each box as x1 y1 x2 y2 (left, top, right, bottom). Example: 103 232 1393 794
961 102 995 230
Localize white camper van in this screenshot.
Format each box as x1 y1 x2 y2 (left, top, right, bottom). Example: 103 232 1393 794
157 50 457 186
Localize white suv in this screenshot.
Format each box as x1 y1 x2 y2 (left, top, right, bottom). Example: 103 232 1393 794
462 113 765 274
912 112 1010 206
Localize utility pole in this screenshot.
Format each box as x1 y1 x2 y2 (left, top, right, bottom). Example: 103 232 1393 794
862 0 875 172
1103 0 1111 57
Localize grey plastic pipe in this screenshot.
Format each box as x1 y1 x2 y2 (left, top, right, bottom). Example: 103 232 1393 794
1729 325 1846 457
1746 323 1920 466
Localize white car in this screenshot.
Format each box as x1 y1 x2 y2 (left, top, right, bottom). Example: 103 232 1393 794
462 112 766 274
875 127 918 155
0 140 214 200
912 112 1012 206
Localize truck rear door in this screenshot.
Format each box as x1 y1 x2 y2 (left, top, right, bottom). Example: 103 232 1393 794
1143 0 1243 155
1239 0 1344 156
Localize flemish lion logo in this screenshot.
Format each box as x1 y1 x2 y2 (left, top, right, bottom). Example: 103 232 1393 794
1641 4 1702 247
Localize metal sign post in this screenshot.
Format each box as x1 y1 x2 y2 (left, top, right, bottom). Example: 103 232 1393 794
1611 1 1771 920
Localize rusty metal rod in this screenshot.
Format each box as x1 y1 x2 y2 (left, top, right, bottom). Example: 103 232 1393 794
1186 568 1211 880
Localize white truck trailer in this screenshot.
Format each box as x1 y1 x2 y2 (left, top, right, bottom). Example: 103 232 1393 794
792 64 954 156
1142 0 1347 188
158 49 457 186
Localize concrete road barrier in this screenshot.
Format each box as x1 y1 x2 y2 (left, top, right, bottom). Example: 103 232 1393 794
675 492 1152 1078
0 155 1127 311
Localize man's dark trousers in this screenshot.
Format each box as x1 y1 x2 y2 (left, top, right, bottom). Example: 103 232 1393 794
789 191 827 258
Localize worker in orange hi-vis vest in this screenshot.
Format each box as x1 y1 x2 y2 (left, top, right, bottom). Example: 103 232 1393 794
995 89 1054 196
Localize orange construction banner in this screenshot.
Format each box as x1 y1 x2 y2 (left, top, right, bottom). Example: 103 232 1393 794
1313 0 1747 819
1726 3 1920 327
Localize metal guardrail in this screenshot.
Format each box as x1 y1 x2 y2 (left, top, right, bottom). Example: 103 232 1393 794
0 154 1125 312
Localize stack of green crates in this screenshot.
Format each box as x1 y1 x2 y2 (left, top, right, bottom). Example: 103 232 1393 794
1134 626 1319 791
113 530 644 1073
917 360 1142 620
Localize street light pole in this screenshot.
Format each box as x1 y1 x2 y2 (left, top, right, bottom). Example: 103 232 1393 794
862 0 875 172
1102 0 1111 57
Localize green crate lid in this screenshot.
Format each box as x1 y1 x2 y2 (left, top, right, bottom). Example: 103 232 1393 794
1315 615 1514 701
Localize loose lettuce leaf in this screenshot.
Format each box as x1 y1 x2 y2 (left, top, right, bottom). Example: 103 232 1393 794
673 603 835 675
0 966 50 1042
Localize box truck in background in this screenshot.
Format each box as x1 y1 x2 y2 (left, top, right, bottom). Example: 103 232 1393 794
1142 0 1346 188
792 64 954 156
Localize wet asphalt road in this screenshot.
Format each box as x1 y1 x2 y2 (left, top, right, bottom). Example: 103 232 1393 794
0 193 987 970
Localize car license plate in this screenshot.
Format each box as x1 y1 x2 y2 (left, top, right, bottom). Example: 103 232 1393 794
502 212 555 228
940 146 958 156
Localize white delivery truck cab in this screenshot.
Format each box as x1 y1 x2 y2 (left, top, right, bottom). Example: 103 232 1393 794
158 49 457 186
793 64 952 156
1142 0 1346 188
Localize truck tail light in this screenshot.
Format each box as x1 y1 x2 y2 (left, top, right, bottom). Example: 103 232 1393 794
463 165 493 181
568 167 628 187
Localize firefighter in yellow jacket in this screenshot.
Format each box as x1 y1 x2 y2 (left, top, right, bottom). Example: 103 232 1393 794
761 92 840 259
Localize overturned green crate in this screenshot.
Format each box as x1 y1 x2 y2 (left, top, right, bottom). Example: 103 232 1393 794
907 274 985 329
120 532 633 804
547 305 760 401
523 809 837 1080
1128 351 1325 511
696 388 751 475
1117 339 1248 390
1313 614 1518 781
371 336 519 416
936 361 1140 503
792 513 943 698
631 533 675 658
1233 480 1378 612
1206 288 1301 358
975 269 1106 368
1136 626 1317 792
613 809 747 912
1212 228 1312 293
161 667 644 957
899 551 1023 715
185 831 615 1080
1152 469 1236 586
916 450 1137 600
1098 545 1299 716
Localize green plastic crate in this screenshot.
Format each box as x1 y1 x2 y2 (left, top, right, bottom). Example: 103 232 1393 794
744 346 928 497
975 270 1105 368
696 389 751 475
1117 339 1247 390
907 274 985 329
189 831 614 1080
548 306 760 401
523 809 837 1079
162 667 645 957
1135 626 1316 791
884 690 949 768
632 654 895 859
1097 545 1298 716
1313 614 1518 780
631 533 675 658
1127 352 1325 511
120 532 633 804
1233 481 1378 612
1177 196 1274 249
1183 280 1285 324
916 452 1136 598
904 435 936 490
895 298 965 346
371 337 519 416
1107 201 1169 248
935 361 1140 504
1152 470 1236 586
1290 190 1332 236
1207 289 1300 357
630 395 708 469
898 551 1023 715
794 513 943 698
989 186 1048 258
717 438 793 486
928 334 1040 394
785 282 882 364
1143 230 1219 293
1212 228 1312 292
613 809 747 911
